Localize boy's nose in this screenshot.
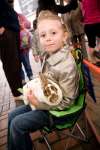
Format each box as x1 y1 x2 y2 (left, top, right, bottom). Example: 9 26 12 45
46 35 52 41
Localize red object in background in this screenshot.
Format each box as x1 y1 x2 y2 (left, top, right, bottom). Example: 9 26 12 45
18 13 31 29
83 59 100 75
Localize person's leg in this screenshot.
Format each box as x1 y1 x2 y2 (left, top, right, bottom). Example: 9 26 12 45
96 37 100 50
20 66 26 85
95 23 100 51
0 29 22 96
19 53 25 79
93 39 100 60
93 23 100 59
8 105 50 150
21 52 33 80
8 105 31 150
19 53 26 85
84 24 96 63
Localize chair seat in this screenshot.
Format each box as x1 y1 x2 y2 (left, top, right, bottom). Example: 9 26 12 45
49 94 85 117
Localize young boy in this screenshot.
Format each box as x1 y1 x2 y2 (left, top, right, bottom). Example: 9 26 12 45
8 11 80 150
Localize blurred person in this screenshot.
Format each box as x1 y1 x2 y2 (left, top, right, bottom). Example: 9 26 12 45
0 0 23 103
36 0 78 17
18 16 33 85
20 19 33 85
63 0 87 58
72 0 100 65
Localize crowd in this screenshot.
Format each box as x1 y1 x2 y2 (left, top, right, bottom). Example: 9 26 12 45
0 0 100 150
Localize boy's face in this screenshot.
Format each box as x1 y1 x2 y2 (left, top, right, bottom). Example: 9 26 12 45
38 19 67 54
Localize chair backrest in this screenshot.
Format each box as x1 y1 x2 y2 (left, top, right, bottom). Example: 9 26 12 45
49 48 86 129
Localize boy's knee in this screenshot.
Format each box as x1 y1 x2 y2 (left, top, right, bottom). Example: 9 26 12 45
12 116 22 128
10 116 22 132
8 111 15 124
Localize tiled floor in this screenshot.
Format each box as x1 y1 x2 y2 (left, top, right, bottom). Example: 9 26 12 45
0 53 100 150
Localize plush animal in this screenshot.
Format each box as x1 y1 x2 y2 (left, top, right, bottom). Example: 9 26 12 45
23 73 62 109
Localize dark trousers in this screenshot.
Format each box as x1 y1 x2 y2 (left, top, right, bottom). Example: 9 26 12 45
19 51 33 80
0 29 22 96
8 105 50 150
84 23 100 48
8 104 79 150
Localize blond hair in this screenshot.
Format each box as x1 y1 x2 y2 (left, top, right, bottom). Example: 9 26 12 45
37 10 68 32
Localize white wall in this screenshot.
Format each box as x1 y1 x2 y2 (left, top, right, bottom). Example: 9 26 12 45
14 0 36 28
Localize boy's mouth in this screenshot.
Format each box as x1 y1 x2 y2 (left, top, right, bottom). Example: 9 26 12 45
45 43 55 48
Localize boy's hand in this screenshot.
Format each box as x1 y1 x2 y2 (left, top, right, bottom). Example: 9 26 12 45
27 90 39 107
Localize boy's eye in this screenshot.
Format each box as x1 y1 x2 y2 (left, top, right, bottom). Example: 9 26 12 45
40 34 46 38
52 31 56 35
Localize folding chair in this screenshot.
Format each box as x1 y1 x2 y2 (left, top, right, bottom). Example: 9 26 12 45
37 48 89 150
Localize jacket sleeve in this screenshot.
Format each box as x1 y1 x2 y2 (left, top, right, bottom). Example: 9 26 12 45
57 63 80 110
55 0 78 14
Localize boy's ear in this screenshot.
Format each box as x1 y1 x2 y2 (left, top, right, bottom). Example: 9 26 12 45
63 32 68 43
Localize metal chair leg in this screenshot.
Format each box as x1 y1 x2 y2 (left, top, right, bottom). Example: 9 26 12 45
42 135 52 150
40 130 52 150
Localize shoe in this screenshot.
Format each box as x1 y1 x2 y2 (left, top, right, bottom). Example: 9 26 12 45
14 95 23 101
29 76 33 81
93 51 100 59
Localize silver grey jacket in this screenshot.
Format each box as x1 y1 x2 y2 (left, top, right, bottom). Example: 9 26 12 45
37 46 80 110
